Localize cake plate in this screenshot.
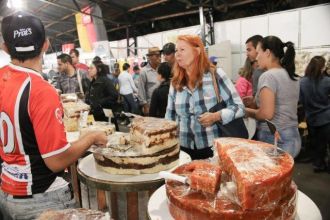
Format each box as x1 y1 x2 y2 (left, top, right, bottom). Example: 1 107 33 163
147 185 322 220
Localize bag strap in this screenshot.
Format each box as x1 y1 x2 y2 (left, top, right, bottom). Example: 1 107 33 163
76 69 84 95
210 68 221 103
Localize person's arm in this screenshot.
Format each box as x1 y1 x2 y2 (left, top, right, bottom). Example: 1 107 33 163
128 74 138 93
44 131 107 172
30 85 107 173
245 87 275 120
217 69 245 124
137 70 147 105
149 88 159 117
54 75 62 93
165 85 176 121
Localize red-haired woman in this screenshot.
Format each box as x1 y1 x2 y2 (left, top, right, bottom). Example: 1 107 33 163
165 35 245 160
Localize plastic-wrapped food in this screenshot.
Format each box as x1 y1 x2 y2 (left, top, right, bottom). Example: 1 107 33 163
62 101 90 118
37 208 111 220
182 160 222 194
165 138 296 220
215 138 294 210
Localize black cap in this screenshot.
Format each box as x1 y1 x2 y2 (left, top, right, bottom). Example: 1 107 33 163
1 12 45 53
161 42 175 55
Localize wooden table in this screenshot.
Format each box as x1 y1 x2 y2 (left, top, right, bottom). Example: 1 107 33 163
77 152 191 220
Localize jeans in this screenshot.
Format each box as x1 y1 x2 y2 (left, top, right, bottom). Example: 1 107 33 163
122 93 139 114
0 184 77 220
308 123 330 168
258 126 301 158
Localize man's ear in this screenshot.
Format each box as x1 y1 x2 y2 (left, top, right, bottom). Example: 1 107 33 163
41 39 50 53
1 43 10 54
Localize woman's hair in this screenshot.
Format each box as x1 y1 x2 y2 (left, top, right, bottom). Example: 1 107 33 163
172 35 214 91
238 58 253 80
123 63 130 71
92 60 108 77
157 62 171 81
259 36 298 81
304 56 326 80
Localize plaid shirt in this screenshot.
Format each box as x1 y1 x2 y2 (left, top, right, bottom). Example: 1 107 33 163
165 69 244 150
55 70 89 94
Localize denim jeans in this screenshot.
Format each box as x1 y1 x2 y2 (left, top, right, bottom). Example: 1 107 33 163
258 126 301 158
122 93 139 114
0 184 77 220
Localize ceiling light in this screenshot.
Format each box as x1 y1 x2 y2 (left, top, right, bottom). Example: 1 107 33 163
7 0 23 9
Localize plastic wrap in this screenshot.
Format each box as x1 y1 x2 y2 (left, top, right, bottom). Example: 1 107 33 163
215 138 294 210
62 101 90 132
92 117 180 175
165 138 296 220
37 208 111 220
62 101 90 118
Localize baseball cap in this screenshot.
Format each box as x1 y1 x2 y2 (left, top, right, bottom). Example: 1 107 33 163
161 42 175 55
1 12 45 53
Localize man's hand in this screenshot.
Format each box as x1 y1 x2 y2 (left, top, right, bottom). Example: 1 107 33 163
90 131 108 147
198 112 221 127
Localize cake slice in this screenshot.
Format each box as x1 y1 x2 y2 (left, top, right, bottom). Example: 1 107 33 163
181 161 222 194
130 117 178 154
215 138 294 210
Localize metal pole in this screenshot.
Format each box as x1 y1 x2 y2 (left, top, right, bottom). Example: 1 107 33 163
126 27 130 57
134 36 138 56
209 8 215 45
199 6 206 45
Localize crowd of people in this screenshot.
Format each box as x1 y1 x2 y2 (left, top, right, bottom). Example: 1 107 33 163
0 11 329 220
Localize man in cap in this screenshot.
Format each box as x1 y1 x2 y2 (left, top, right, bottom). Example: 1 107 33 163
161 42 176 67
137 47 161 115
0 12 107 219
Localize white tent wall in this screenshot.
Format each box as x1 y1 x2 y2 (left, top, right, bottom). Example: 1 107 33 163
0 50 10 68
18 3 329 77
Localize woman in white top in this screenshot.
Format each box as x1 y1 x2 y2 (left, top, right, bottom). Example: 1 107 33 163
118 63 139 115
245 36 301 158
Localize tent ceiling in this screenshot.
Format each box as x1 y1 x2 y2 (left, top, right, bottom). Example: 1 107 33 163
0 0 328 53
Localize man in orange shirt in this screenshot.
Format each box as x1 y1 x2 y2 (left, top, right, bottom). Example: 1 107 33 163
0 12 107 219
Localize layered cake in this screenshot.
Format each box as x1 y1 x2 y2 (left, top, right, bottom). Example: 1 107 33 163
166 138 296 220
80 121 115 137
37 209 111 220
93 117 179 175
